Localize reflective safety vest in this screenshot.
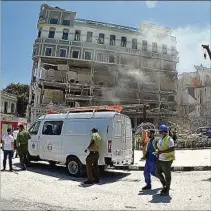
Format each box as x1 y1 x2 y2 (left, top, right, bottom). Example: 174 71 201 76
160 135 175 161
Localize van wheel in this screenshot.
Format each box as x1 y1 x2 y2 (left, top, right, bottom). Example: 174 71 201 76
66 157 83 177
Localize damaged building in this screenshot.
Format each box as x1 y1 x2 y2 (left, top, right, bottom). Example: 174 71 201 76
178 64 211 128
27 4 179 128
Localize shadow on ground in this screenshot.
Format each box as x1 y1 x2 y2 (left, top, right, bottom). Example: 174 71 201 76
138 188 162 196
202 177 211 182
149 194 172 204
13 162 130 184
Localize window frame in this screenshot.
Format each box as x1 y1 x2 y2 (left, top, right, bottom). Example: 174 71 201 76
42 121 64 136
60 48 67 58
162 44 167 55
72 50 80 59
45 47 53 56
121 37 127 47
62 19 70 26
49 18 58 25
142 40 148 51
86 31 93 43
28 121 41 136
48 28 55 39
96 53 104 62
110 35 116 46
132 38 137 49
74 30 81 41
152 42 158 53
84 51 92 60
98 33 105 44
62 29 69 40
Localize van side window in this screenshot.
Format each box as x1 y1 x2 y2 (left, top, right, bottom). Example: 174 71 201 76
42 121 63 135
29 121 41 135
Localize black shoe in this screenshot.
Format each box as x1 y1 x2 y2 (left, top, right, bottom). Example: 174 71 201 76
142 185 151 191
84 180 93 184
160 188 169 196
1 169 5 171
93 179 100 184
9 169 13 172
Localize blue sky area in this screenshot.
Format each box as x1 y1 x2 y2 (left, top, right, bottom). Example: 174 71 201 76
1 1 211 89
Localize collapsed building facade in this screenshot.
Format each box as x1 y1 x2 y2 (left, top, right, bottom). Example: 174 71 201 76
178 65 211 128
27 4 179 128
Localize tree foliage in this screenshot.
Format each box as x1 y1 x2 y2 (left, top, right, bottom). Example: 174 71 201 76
3 83 29 117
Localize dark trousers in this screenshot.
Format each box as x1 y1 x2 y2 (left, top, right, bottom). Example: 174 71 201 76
86 152 99 182
144 160 156 186
156 160 173 190
3 150 13 170
18 147 28 169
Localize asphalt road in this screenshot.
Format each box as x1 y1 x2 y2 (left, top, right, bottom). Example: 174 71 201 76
1 158 211 210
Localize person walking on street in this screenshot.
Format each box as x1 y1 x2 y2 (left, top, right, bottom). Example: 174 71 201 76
16 124 31 170
142 129 158 190
12 128 19 158
1 128 14 171
84 128 101 184
156 124 175 196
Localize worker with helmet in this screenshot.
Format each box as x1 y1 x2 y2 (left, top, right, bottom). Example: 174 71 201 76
156 124 175 196
84 128 101 184
141 129 158 191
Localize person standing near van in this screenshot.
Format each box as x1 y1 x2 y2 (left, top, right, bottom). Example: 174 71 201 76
16 124 31 170
156 124 175 196
1 128 14 171
142 129 158 190
84 128 101 184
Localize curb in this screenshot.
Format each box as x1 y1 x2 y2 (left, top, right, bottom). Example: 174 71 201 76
129 166 211 171
114 166 211 172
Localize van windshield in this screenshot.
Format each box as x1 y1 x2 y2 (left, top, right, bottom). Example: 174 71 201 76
29 121 41 135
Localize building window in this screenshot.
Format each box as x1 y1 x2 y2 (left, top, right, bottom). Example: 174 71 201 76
48 28 55 39
121 37 127 47
143 59 148 67
42 121 63 135
109 54 115 63
171 46 176 55
132 38 137 49
86 31 93 43
4 102 8 114
110 35 116 46
72 50 79 59
97 53 103 62
11 103 15 113
60 49 67 57
33 48 37 56
142 40 147 51
74 30 81 41
62 29 69 40
152 42 157 53
162 45 167 54
38 30 41 38
62 20 70 26
50 18 58 24
98 33 105 44
45 47 52 56
84 52 92 60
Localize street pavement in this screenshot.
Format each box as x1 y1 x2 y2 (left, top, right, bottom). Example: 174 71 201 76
134 149 211 167
1 158 211 210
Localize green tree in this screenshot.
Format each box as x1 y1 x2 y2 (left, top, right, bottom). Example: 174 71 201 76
3 83 29 117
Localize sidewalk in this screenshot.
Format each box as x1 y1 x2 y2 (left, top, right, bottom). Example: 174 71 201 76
130 149 211 171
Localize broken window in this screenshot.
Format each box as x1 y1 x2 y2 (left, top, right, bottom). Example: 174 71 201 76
45 47 52 56
98 33 105 44
132 38 137 49
162 45 167 54
97 53 103 62
121 37 127 47
110 35 116 46
48 28 55 39
72 50 79 58
38 29 42 38
152 42 157 53
62 29 69 40
109 54 115 63
62 20 70 26
84 52 92 60
142 40 147 51
60 49 67 57
50 18 58 24
74 30 81 41
86 31 93 43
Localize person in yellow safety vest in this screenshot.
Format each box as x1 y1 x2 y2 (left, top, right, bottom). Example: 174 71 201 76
156 124 175 196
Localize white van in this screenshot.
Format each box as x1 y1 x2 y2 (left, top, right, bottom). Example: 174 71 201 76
27 111 133 176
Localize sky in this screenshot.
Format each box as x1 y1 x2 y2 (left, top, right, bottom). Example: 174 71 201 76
1 1 211 89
